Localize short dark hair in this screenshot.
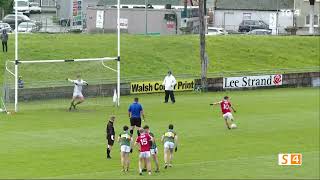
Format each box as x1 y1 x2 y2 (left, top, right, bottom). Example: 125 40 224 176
143 125 149 130
134 97 139 102
123 125 129 131
224 96 229 100
168 124 174 130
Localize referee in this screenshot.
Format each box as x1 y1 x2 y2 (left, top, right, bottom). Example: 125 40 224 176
106 115 116 159
128 97 145 136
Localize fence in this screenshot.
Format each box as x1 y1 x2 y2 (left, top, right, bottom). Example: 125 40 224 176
6 66 319 89
3 67 319 102
29 14 70 33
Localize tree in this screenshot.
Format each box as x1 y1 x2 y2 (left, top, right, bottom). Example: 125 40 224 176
0 0 13 18
198 0 208 91
309 0 315 34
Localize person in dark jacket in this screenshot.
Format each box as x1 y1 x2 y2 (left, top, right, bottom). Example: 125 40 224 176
0 29 8 52
106 115 116 159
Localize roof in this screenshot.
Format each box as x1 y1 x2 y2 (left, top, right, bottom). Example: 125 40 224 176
215 0 294 11
97 0 185 6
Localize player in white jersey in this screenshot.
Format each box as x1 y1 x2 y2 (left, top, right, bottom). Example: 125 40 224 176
67 75 88 111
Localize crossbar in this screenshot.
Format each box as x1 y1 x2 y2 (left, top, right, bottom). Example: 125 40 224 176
10 57 117 64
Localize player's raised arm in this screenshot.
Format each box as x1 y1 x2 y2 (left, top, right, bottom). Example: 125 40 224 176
83 80 88 86
66 78 74 83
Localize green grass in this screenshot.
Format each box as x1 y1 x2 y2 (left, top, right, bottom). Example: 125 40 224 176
1 35 319 85
0 87 319 179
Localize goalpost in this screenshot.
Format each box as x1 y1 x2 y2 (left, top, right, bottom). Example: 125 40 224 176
5 0 121 113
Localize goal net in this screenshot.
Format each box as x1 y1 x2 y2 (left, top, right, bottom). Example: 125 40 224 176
2 58 119 112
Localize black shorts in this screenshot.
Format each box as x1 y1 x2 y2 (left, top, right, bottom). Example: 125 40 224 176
107 136 114 146
130 117 142 127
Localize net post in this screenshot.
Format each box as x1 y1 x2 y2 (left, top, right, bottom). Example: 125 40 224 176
14 0 18 113
117 0 121 107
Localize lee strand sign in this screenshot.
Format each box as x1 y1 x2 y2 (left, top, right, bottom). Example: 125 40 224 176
223 74 282 89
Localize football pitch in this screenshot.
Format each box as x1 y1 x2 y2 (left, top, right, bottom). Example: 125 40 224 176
0 87 319 179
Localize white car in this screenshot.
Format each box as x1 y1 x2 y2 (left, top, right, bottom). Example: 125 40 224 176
0 23 13 33
17 22 37 32
13 0 30 16
29 2 42 14
247 29 271 35
207 27 228 36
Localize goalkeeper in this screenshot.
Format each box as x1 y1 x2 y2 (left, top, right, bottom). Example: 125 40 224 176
67 75 88 111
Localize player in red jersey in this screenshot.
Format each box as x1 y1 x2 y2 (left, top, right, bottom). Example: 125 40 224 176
134 128 154 175
212 96 237 129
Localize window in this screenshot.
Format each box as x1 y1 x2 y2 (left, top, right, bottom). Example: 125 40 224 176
17 1 28 7
306 15 319 26
243 13 251 20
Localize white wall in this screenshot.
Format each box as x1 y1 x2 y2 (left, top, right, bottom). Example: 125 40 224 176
213 10 293 34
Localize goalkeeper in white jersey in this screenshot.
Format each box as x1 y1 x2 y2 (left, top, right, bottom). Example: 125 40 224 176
67 75 88 111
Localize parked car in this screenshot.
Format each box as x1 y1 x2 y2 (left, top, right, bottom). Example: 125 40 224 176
247 29 272 35
238 20 269 32
13 0 30 16
207 27 228 36
29 2 42 14
2 14 30 29
17 22 37 32
59 18 71 27
0 23 13 33
1 14 42 30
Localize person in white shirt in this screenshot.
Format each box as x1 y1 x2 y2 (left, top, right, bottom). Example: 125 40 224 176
162 71 176 103
67 75 88 111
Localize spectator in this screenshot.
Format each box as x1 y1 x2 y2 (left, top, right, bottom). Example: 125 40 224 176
0 29 8 52
162 70 176 103
18 76 24 88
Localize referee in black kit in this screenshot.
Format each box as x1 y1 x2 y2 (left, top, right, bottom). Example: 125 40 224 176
106 115 116 159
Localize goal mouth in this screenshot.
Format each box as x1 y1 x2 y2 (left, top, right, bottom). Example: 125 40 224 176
3 58 120 112
3 0 122 113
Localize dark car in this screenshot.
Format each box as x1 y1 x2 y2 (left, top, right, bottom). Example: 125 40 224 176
1 14 42 30
238 20 269 32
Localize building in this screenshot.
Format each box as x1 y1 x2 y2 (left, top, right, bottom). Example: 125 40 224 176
87 7 182 34
86 0 201 35
55 0 100 26
294 0 320 35
97 0 185 7
29 0 56 7
213 0 294 34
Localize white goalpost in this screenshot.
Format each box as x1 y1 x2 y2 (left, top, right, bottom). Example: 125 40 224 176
6 0 121 113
